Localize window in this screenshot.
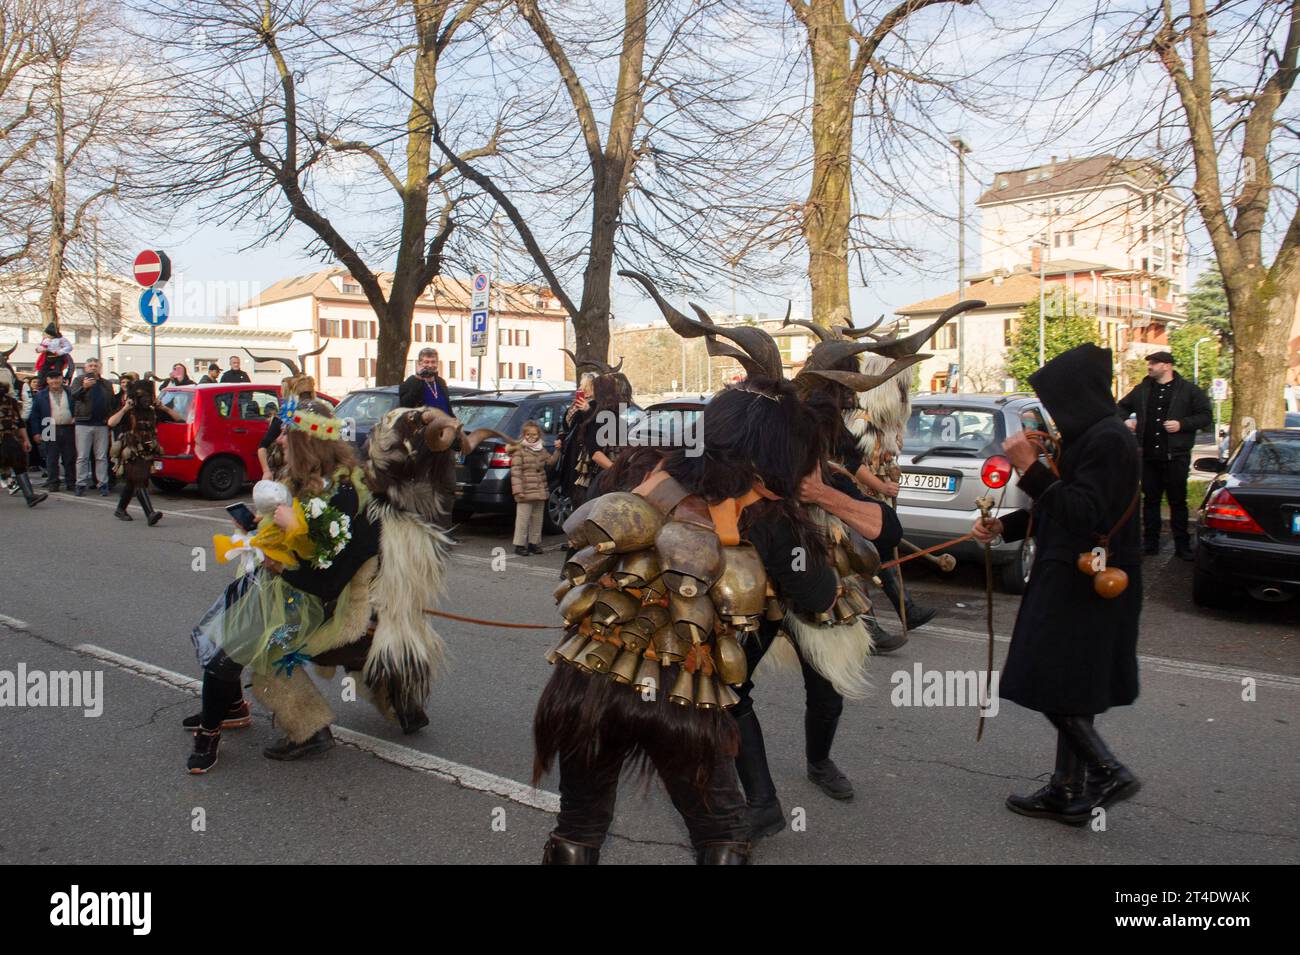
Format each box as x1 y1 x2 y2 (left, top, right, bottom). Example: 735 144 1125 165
522 329 530 347
1004 318 1013 347
434 325 443 343
192 358 217 376
413 325 422 342
213 393 235 418
929 324 957 350
369 359 377 377
426 325 435 341
342 280 361 294
1141 226 1148 242
537 404 559 433
327 357 342 377
239 390 279 420
1054 233 1061 248
352 320 365 338
448 325 456 343
358 358 367 376
1068 231 1075 247
447 360 456 378
370 322 377 339
498 362 507 379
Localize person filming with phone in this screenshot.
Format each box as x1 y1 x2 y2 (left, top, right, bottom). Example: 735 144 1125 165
399 348 452 416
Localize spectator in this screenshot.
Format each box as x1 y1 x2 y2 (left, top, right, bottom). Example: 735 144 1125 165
556 369 628 510
199 362 221 384
29 369 77 491
19 375 43 472
509 419 559 556
399 347 452 415
167 363 194 387
220 356 251 383
1117 350 1213 561
70 357 118 497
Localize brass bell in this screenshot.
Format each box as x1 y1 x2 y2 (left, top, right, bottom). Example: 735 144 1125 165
618 620 652 653
610 648 641 684
589 588 641 634
709 543 768 626
669 591 716 645
611 549 662 589
655 520 723 597
765 594 785 621
553 578 573 603
651 624 689 665
558 582 601 624
694 670 719 710
845 529 881 578
563 545 617 585
584 492 664 554
632 656 662 695
583 640 620 673
552 630 589 664
716 681 740 708
562 496 600 549
833 595 857 623
667 666 694 706
713 634 748 686
833 543 853 578
632 603 670 638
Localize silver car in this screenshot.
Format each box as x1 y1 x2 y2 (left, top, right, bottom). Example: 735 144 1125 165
894 394 1057 593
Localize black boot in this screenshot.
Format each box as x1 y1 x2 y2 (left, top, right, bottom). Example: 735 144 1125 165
263 727 334 760
136 488 162 526
15 472 47 508
114 483 133 521
733 708 785 841
541 834 600 865
395 705 430 735
865 613 907 654
805 712 854 800
1174 539 1195 561
1055 715 1141 810
696 842 752 864
879 565 936 631
1006 726 1091 825
514 545 528 556
187 728 221 774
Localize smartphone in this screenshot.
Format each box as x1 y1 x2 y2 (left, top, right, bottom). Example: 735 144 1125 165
225 502 258 532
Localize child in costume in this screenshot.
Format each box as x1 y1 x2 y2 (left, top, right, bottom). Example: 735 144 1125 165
34 323 73 383
185 399 379 773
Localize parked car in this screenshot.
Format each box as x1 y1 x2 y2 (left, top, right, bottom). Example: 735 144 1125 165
895 393 1057 593
332 384 482 454
1192 428 1300 608
152 383 335 499
452 391 644 534
639 395 709 450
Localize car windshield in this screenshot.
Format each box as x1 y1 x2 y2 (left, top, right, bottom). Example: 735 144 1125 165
335 391 398 426
903 405 1002 457
1238 433 1300 475
159 389 193 421
452 401 515 431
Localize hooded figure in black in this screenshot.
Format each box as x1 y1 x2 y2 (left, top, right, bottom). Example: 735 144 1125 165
973 343 1142 825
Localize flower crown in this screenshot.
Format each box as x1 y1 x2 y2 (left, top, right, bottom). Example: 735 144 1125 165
284 405 343 441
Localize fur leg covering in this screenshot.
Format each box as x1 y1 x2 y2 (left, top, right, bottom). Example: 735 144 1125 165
253 668 335 743
363 504 451 714
778 615 874 700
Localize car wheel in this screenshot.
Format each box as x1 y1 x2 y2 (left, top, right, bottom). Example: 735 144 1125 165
151 478 187 493
544 485 572 535
198 457 245 500
999 538 1035 594
1193 566 1240 609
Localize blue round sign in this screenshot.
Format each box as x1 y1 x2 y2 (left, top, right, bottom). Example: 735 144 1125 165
139 288 169 326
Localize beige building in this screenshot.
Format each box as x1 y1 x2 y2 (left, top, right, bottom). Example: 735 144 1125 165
237 268 569 395
0 272 135 372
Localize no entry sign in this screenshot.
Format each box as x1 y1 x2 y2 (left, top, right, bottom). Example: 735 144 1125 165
133 250 171 288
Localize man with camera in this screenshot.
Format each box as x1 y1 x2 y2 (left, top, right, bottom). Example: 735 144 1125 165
70 357 119 497
399 347 453 415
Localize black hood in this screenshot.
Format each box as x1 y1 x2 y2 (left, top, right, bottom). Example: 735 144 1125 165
1028 343 1116 442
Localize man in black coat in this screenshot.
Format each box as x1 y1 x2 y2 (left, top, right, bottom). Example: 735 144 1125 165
219 356 251 383
973 344 1142 826
1117 351 1213 560
398 347 453 416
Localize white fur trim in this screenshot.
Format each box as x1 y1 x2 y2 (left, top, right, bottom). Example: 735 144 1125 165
782 613 875 699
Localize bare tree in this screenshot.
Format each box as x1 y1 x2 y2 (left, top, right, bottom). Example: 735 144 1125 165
150 0 504 385
0 0 50 270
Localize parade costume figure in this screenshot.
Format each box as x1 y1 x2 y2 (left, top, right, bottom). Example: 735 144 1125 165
0 379 45 507
979 344 1143 825
106 377 177 525
243 344 329 480
0 343 17 395
186 401 379 773
556 353 631 511
533 272 835 865
35 323 73 384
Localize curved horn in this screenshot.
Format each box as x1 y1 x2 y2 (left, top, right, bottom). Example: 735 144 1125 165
799 354 930 393
244 348 300 377
561 347 622 376
863 300 985 359
800 340 877 373
299 340 329 362
144 372 165 383
840 315 884 340
687 302 783 380
462 427 514 455
782 316 834 342
424 417 460 453
0 343 15 361
619 269 712 341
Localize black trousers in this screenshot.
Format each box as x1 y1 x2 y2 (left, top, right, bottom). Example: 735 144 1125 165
732 627 844 756
553 746 748 851
42 426 76 487
1141 452 1190 546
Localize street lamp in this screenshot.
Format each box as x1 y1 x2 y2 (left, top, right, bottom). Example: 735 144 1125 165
950 137 970 392
1193 335 1212 385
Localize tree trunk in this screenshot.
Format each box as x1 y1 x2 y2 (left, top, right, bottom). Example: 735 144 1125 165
38 63 66 329
803 0 854 329
1227 276 1296 439
572 162 619 377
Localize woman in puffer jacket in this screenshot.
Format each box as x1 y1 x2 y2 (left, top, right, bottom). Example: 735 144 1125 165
510 419 559 556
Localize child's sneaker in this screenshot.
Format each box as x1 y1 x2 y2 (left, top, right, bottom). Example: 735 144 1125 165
181 698 252 731
187 729 221 774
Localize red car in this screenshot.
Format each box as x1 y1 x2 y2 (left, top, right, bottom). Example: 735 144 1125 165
152 383 334 498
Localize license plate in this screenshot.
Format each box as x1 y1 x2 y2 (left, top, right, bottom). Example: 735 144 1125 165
151 460 163 472
1291 513 1300 535
899 472 956 492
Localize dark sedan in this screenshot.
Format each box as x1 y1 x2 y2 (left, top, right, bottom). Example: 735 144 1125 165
1192 429 1300 608
333 384 481 454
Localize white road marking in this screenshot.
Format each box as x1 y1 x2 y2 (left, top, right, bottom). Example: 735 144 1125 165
34 493 234 524
0 613 30 630
919 624 1300 690
73 643 561 813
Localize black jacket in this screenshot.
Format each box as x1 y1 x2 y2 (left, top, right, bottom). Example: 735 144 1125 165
998 344 1142 715
398 374 452 414
1116 372 1213 456
69 374 118 425
220 370 251 384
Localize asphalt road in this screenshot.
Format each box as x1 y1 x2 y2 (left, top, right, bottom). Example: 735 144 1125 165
0 485 1296 864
